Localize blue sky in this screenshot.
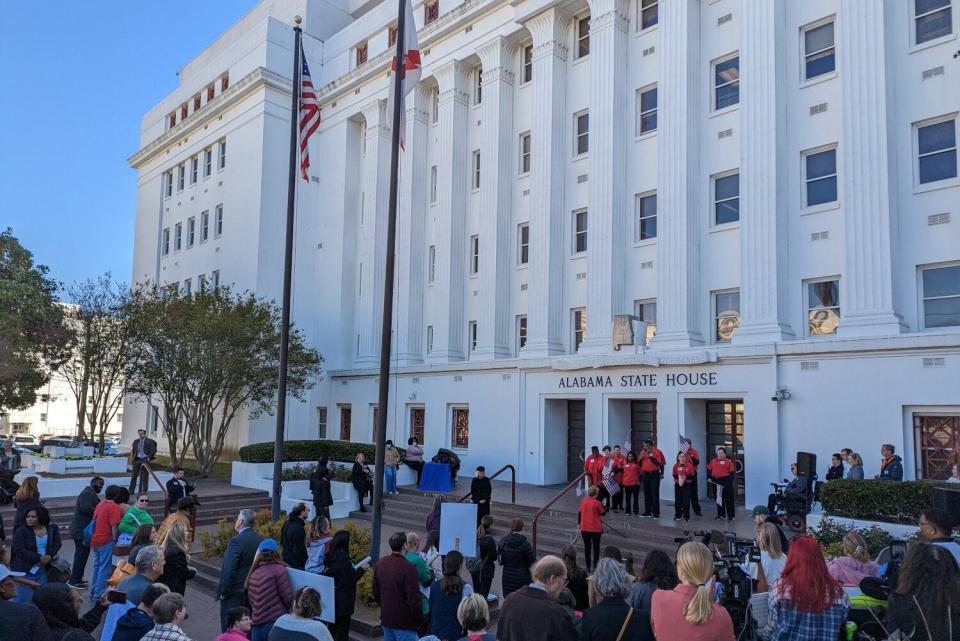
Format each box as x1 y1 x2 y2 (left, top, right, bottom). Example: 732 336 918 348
0 1 258 296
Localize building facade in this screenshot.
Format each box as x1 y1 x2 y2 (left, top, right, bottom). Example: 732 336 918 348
126 0 960 508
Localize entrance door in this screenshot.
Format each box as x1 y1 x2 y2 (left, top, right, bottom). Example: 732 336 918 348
706 400 745 499
630 400 657 452
915 415 959 480
567 400 586 482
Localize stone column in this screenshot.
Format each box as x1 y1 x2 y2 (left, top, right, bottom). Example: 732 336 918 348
651 0 703 349
522 8 571 358
578 0 630 354
354 99 391 366
395 85 431 364
733 0 794 344
428 60 471 363
837 0 902 337
473 37 517 361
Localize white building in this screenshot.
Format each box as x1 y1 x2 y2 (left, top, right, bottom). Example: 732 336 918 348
0 373 123 440
126 0 960 509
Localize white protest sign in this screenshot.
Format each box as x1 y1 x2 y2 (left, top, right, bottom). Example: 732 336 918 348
439 502 478 557
286 567 336 623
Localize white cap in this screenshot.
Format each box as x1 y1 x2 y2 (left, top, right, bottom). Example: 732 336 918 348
0 565 25 581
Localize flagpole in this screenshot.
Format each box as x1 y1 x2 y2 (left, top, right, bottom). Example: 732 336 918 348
272 18 303 521
370 0 407 562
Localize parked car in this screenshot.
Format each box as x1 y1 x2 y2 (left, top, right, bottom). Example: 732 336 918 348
8 435 41 452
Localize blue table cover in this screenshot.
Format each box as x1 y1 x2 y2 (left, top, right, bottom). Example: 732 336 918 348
418 461 453 492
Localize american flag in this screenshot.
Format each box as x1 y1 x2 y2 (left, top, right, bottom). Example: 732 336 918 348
386 0 422 150
298 41 320 181
679 436 691 454
622 439 632 453
603 476 620 496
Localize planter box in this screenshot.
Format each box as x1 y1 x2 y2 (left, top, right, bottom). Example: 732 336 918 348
14 470 174 499
22 453 128 475
42 445 95 458
808 513 919 539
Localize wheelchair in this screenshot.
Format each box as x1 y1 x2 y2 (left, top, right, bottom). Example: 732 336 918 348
768 477 822 531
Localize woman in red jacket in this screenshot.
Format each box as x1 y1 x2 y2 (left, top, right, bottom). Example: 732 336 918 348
245 539 293 641
706 447 736 521
578 486 605 571
672 452 696 522
621 452 642 516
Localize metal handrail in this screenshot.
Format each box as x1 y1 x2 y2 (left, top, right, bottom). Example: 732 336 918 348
140 462 171 517
457 464 516 504
532 472 587 554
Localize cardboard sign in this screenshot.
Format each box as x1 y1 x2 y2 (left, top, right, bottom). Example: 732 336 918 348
286 567 336 623
439 502 478 557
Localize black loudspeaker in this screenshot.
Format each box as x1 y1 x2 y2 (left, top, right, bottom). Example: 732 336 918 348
933 487 960 523
796 452 817 479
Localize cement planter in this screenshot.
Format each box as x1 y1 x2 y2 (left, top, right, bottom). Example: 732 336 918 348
807 512 919 539
21 453 128 475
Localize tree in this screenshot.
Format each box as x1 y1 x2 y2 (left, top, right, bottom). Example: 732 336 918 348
60 275 137 451
127 286 322 474
0 229 73 413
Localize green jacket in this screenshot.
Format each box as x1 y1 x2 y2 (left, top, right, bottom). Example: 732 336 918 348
405 551 432 614
118 505 155 535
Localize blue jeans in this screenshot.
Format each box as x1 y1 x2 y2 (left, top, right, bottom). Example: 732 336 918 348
385 466 397 493
14 566 47 603
251 623 274 641
383 628 419 641
90 542 114 599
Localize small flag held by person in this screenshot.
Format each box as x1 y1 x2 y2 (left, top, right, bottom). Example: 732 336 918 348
623 439 632 452
298 41 320 181
679 436 691 454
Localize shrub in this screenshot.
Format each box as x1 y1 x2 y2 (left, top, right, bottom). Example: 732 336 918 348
818 479 952 524
343 523 376 606
198 518 234 559
238 439 406 465
808 517 903 559
280 462 352 483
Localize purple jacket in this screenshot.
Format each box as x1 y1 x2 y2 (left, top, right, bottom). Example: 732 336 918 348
827 556 879 587
247 561 294 625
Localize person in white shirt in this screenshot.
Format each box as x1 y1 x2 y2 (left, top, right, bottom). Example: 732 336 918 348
745 522 787 592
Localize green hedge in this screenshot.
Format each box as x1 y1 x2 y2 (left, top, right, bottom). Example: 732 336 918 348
238 439 405 464
819 479 953 524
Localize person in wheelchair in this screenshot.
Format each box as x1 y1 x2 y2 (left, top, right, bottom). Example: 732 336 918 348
766 463 813 529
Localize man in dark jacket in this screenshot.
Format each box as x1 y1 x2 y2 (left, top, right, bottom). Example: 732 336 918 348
111 582 170 641
471 466 492 527
280 503 309 570
128 429 158 493
165 468 195 513
217 509 263 632
877 444 904 481
309 466 333 522
372 531 422 640
0 564 54 641
68 476 104 589
498 555 578 641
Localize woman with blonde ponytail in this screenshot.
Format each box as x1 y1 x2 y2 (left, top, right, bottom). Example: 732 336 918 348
650 542 734 641
826 531 879 587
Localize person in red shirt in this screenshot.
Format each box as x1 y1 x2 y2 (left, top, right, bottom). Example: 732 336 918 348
621 452 641 516
577 486 605 571
90 485 129 600
596 446 616 511
706 447 736 521
583 446 604 487
672 452 696 521
611 446 627 513
682 439 703 517
639 439 666 518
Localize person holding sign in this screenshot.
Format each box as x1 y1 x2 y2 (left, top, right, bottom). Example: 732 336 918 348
672 453 695 522
707 447 736 522
639 439 665 519
471 467 492 527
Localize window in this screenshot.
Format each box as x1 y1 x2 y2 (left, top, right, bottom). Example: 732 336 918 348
203 148 213 177
193 95 201 111
804 147 838 206
575 111 589 156
635 191 657 241
183 278 192 295
410 406 425 443
518 223 529 265
218 140 226 170
915 0 953 44
316 407 328 439
198 273 208 292
474 68 483 105
640 0 658 30
388 24 398 47
517 315 528 352
356 42 368 66
428 245 436 283
714 290 740 342
339 405 352 440
164 171 173 197
425 0 439 24
215 204 224 237
921 264 960 328
187 217 196 248
519 132 531 174
177 164 185 191
168 113 177 129
803 20 835 80
577 16 590 58
635 299 657 345
190 157 198 185
430 166 438 203
916 117 957 184
713 54 740 110
221 75 229 91
713 172 740 225
162 228 170 256
174 223 182 251
522 45 533 83
200 211 209 242
181 104 188 120
432 88 439 123
207 84 215 102
807 279 841 335
212 270 220 288
426 325 434 353
472 150 481 190
452 407 470 448
573 210 588 253
572 308 587 351
470 235 480 274
637 86 657 135
468 321 478 354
